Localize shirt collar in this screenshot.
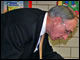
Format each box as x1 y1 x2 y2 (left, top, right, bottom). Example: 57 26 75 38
40 12 48 36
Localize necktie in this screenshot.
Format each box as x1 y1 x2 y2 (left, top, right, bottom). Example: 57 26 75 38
39 34 45 59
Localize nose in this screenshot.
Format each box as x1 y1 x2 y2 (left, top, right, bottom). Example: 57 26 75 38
63 34 68 40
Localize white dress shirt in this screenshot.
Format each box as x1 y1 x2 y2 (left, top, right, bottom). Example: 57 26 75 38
34 12 48 52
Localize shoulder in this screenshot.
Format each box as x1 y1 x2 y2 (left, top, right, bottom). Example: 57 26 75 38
4 8 44 14
3 8 46 18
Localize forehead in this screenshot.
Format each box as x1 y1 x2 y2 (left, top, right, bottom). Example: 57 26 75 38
65 18 77 24
64 18 78 31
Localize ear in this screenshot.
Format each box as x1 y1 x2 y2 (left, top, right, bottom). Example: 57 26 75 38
53 17 62 25
55 17 62 22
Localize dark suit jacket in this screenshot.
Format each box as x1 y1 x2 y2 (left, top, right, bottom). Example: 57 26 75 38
1 8 63 59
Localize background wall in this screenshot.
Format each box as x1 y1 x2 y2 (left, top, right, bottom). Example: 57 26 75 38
1 1 4 14
1 1 29 14
32 1 79 59
1 1 79 59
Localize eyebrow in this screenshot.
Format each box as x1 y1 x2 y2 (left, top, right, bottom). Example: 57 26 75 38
64 25 72 34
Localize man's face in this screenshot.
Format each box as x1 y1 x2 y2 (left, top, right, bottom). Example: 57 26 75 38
48 17 78 40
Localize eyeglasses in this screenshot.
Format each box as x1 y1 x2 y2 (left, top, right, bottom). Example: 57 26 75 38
63 24 72 35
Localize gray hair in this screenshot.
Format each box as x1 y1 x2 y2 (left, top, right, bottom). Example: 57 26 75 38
48 6 74 21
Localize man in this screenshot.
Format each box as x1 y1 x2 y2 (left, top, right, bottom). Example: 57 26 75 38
1 6 78 59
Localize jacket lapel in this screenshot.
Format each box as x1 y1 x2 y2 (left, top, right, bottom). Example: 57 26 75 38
33 11 46 50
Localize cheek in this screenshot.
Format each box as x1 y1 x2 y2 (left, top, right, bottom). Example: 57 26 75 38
54 26 65 34
49 25 65 39
50 28 64 37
